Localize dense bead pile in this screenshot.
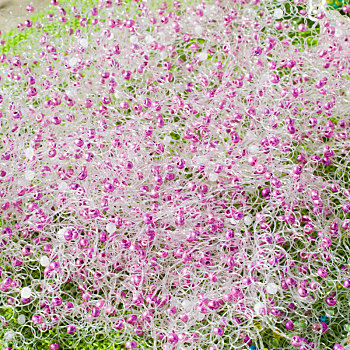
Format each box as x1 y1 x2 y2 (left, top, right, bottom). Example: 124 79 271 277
0 0 350 350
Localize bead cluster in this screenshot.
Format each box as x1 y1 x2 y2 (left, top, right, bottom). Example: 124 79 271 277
0 0 350 350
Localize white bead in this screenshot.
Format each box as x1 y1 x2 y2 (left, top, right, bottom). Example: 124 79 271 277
18 314 26 325
57 228 67 240
21 287 32 298
248 144 259 154
25 148 35 159
130 36 138 44
58 182 68 191
195 156 206 164
266 282 279 294
246 131 254 139
254 302 264 314
79 38 89 48
205 5 216 14
244 215 253 226
175 83 185 92
145 35 154 43
335 27 343 38
4 330 15 339
24 170 35 180
40 255 50 267
194 25 203 36
69 57 78 66
208 173 218 182
273 8 284 19
197 52 208 61
106 222 116 234
195 311 206 320
163 136 172 144
158 32 166 41
182 299 192 310
159 51 167 60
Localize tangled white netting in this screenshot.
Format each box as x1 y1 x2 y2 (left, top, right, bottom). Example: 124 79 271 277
0 0 350 350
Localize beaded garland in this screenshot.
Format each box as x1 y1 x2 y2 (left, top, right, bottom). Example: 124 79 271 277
0 0 350 350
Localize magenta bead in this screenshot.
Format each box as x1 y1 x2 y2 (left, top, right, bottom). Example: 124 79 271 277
32 315 43 325
212 327 224 336
167 333 179 344
326 297 336 306
285 320 294 331
67 325 76 334
321 322 329 333
125 341 137 349
291 336 301 347
298 287 308 297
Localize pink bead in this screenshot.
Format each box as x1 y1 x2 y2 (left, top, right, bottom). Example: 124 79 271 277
125 341 137 349
212 327 224 335
67 325 76 334
285 320 294 330
168 333 179 344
